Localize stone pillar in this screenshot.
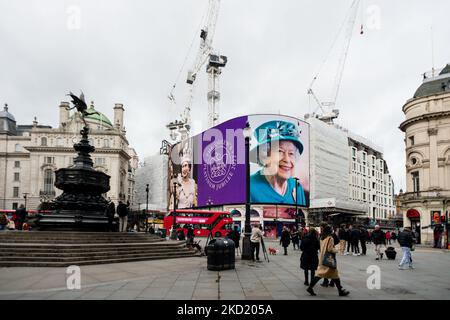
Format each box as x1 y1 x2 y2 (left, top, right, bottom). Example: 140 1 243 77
428 128 439 188
114 104 124 130
59 102 70 127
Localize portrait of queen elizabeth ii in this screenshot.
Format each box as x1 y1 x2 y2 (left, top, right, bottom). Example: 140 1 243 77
249 119 306 206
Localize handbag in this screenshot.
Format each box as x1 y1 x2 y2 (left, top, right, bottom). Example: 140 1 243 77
322 237 337 269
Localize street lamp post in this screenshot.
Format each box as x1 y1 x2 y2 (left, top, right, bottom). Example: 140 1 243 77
145 184 149 232
241 122 252 260
23 193 29 210
293 177 299 230
170 180 179 240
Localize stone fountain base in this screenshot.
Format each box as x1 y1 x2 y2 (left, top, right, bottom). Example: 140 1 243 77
36 125 113 231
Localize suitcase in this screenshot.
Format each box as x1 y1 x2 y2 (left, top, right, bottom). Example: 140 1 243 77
385 247 396 260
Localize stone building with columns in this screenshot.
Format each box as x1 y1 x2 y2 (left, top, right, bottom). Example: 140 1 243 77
0 101 138 211
399 64 450 247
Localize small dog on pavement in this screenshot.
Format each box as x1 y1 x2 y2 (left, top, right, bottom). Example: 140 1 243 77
268 247 278 255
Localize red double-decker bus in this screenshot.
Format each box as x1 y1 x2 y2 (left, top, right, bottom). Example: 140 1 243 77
163 209 233 237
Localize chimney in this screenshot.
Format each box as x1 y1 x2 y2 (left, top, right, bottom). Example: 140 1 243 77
59 102 70 127
114 103 124 130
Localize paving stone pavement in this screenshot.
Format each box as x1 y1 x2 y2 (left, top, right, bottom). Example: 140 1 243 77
0 241 449 300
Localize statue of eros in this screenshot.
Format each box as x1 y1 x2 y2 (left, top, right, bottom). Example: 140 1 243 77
67 91 100 127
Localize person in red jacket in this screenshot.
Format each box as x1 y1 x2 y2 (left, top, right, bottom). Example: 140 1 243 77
385 231 391 245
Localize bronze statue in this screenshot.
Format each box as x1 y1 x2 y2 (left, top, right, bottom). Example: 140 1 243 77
67 91 100 126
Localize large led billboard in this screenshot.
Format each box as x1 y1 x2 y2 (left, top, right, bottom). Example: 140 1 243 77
167 114 309 209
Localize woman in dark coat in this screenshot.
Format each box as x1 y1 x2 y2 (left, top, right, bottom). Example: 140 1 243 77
300 228 320 286
280 226 291 255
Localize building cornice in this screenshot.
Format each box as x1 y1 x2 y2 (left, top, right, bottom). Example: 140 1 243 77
23 146 132 159
402 91 450 111
399 110 450 132
0 152 30 158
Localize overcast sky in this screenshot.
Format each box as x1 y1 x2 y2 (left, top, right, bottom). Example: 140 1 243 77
1 0 449 193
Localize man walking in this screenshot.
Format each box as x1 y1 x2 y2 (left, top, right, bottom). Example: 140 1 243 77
359 225 368 255
117 201 128 232
226 226 241 255
372 225 386 260
398 227 415 270
350 225 361 256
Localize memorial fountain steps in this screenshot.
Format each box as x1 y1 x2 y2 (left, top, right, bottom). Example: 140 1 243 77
0 232 198 267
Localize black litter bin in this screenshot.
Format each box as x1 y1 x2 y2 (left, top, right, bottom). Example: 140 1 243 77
385 247 397 260
207 238 235 271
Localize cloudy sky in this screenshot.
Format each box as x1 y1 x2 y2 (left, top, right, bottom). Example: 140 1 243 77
1 0 449 192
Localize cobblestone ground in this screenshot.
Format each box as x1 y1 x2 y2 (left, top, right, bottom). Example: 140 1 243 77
0 241 448 300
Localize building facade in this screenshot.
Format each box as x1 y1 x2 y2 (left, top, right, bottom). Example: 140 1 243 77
399 64 450 246
348 133 396 221
305 116 395 227
0 101 138 211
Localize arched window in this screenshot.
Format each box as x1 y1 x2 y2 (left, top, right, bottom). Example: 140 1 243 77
41 137 47 146
43 169 54 193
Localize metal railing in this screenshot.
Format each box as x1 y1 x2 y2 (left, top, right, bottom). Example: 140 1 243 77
39 190 56 196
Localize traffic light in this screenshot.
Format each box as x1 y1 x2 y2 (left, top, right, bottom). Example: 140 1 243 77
441 215 446 224
433 212 440 224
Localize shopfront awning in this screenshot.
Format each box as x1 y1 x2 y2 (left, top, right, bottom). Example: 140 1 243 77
406 209 420 219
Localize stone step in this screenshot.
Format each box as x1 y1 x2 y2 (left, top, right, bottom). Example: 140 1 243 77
0 241 184 249
0 233 161 239
0 250 195 262
0 232 193 267
0 252 199 267
0 231 158 236
0 244 184 252
0 247 191 257
0 239 163 244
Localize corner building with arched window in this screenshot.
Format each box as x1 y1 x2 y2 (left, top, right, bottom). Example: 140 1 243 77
399 64 450 247
0 101 138 211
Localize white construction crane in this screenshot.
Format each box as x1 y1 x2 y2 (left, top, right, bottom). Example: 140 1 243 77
167 0 226 141
307 0 361 124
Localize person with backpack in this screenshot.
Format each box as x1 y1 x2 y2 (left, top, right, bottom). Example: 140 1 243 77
117 201 128 232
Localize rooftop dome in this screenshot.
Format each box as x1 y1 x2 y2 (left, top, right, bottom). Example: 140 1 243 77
73 102 113 128
413 64 450 99
0 104 17 135
0 104 15 122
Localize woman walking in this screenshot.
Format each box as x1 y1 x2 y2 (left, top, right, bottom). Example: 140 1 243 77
300 228 320 286
306 225 350 297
